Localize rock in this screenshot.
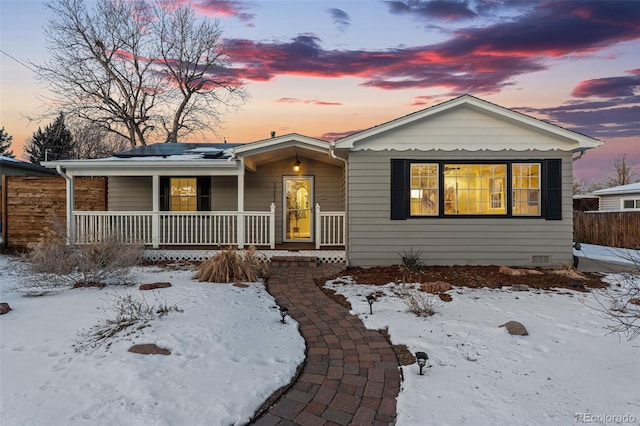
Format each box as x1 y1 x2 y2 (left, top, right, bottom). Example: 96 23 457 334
500 321 529 336
438 293 453 302
629 298 640 306
499 266 524 276
0 303 11 315
510 284 530 292
568 280 585 289
232 283 249 288
421 281 452 293
128 343 171 355
139 282 172 291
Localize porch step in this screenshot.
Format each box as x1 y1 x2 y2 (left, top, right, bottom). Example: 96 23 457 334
270 256 318 268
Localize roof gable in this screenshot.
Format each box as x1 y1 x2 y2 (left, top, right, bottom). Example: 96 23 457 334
335 95 603 152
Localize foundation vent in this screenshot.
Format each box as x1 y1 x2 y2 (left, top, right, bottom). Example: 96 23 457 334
531 255 550 264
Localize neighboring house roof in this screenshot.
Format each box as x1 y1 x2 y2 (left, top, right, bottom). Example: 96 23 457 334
592 182 640 196
0 155 57 175
334 94 603 152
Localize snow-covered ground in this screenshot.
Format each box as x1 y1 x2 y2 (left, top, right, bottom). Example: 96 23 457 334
1 245 639 426
0 255 304 426
327 245 640 425
575 243 640 266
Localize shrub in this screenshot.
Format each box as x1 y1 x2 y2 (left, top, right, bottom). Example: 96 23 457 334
78 291 182 350
399 248 426 274
194 246 268 283
395 283 440 317
25 217 144 288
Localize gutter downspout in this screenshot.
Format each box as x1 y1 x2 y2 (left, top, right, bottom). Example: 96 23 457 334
572 148 586 161
56 165 74 245
329 141 349 266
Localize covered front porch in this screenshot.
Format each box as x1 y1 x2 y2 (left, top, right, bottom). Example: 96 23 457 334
72 204 344 249
46 135 346 252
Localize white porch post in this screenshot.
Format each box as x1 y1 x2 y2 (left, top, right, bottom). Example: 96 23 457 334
152 175 160 248
237 160 245 249
66 174 75 245
269 203 276 249
315 203 321 249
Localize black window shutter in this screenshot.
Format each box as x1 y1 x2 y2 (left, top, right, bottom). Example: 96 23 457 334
390 159 408 220
159 177 170 211
197 177 211 211
544 159 562 220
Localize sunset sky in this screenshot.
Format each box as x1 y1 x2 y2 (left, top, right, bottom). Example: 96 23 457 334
1 0 639 186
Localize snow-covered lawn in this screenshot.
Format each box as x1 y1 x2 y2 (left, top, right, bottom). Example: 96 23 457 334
0 255 304 426
326 247 640 425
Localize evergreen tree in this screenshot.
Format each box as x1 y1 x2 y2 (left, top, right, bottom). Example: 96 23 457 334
25 113 74 164
0 127 15 158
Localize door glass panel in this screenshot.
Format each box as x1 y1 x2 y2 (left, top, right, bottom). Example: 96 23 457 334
285 177 312 241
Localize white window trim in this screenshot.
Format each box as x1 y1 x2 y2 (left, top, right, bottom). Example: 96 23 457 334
620 197 640 210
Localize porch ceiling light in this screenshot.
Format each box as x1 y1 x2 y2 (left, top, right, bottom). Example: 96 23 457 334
280 306 289 323
293 154 301 173
416 351 430 375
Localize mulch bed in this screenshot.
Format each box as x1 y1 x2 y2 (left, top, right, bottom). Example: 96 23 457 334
333 264 607 291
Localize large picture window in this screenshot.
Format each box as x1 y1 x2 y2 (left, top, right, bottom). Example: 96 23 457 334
443 164 507 215
391 159 555 219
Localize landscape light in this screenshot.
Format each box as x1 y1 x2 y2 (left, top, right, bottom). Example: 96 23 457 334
366 294 375 314
416 351 429 375
279 306 289 324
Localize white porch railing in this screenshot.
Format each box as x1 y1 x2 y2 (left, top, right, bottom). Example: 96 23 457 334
73 204 277 249
72 203 344 249
315 203 346 249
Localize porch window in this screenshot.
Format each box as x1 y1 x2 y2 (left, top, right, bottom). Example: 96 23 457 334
391 159 558 219
170 178 197 211
160 177 211 211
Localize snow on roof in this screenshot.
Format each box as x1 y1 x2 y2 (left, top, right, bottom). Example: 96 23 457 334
592 182 640 196
0 155 21 163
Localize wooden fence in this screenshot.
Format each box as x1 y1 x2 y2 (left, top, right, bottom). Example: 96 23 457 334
573 211 640 249
2 176 106 249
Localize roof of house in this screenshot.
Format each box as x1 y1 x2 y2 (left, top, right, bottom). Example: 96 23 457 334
335 94 603 151
115 143 241 159
592 182 640 196
0 155 57 175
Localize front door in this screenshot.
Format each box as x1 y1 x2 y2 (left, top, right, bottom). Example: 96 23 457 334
283 176 313 242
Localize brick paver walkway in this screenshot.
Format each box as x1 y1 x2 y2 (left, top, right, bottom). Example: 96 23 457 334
252 257 401 426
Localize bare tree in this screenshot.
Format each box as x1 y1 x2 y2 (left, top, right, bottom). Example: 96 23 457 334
35 0 246 148
154 2 248 143
70 121 130 158
608 154 636 187
593 252 640 341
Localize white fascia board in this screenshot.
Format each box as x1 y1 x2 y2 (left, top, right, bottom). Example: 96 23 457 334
233 133 330 155
45 159 241 177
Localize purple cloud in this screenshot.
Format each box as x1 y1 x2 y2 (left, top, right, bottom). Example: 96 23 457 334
386 0 477 21
572 69 640 98
328 8 351 32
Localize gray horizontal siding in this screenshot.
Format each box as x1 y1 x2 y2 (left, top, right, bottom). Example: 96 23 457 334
347 150 574 267
108 177 152 211
598 195 621 211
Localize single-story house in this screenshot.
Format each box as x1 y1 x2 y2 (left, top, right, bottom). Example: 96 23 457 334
44 95 602 267
591 182 640 211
